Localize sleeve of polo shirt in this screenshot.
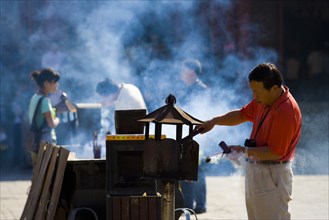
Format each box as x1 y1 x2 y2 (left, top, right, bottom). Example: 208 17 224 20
41 97 52 114
267 107 296 157
240 100 256 122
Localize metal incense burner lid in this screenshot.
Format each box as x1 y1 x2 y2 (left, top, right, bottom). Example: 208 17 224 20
138 94 203 180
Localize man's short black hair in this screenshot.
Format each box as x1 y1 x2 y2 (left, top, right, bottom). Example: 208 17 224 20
182 59 202 75
96 79 119 96
248 63 283 90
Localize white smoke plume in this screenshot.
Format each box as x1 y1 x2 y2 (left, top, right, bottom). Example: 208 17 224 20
1 1 326 175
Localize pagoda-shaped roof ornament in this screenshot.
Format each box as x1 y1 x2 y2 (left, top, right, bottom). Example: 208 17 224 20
138 94 203 125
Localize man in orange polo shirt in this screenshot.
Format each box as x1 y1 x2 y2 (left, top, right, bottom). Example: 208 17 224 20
196 63 302 220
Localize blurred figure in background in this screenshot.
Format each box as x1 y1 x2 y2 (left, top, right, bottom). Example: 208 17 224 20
0 125 11 172
305 41 329 100
0 126 8 151
307 42 328 79
5 75 35 169
96 78 147 133
177 59 208 103
28 68 60 167
96 78 147 110
285 41 302 84
178 59 208 214
10 100 25 168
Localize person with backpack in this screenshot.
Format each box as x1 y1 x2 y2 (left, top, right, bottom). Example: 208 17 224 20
28 68 60 167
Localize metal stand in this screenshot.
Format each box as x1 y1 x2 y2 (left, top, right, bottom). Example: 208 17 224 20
161 180 175 220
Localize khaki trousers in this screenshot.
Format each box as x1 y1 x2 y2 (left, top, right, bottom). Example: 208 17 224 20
245 162 293 220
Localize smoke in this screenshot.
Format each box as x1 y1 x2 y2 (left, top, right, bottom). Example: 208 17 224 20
1 1 327 174
293 102 329 175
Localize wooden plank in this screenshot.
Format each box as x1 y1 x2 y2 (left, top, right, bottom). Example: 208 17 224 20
21 144 47 219
45 147 69 220
121 197 130 220
130 197 139 220
34 147 60 220
148 197 158 220
21 144 54 220
109 196 161 220
31 143 47 185
112 197 122 220
156 196 161 220
110 196 122 220
139 197 148 220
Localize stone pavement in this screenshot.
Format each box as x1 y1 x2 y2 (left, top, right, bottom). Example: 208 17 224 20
0 168 328 220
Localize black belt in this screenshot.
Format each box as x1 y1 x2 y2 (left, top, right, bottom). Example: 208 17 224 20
246 158 290 165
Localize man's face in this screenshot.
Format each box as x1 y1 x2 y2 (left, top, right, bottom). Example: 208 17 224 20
249 80 275 105
99 93 117 107
180 66 196 86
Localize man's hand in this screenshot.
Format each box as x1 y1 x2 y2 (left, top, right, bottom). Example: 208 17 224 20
228 145 245 153
60 92 68 101
195 119 216 134
225 145 244 166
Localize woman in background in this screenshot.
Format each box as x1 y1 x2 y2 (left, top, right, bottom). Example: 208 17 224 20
28 68 60 166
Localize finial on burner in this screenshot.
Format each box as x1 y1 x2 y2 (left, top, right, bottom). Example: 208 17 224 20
165 94 176 106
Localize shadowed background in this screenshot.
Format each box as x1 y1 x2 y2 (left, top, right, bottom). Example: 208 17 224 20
0 0 328 176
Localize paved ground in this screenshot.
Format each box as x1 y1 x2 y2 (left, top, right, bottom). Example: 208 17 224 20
0 168 328 220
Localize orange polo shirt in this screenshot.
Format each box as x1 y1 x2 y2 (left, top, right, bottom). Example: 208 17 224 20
241 86 302 161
